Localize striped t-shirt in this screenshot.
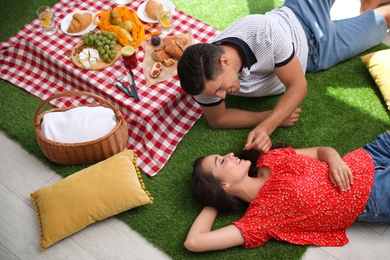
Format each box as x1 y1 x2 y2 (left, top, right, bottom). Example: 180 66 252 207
195 6 308 106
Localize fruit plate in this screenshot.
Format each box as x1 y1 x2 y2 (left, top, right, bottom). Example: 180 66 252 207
71 41 122 70
61 11 97 36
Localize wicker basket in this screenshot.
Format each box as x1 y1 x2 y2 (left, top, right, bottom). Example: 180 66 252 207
33 91 129 165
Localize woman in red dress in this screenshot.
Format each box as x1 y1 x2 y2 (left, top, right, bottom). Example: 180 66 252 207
185 131 390 252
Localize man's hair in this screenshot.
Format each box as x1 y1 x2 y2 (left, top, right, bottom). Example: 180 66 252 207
177 43 225 95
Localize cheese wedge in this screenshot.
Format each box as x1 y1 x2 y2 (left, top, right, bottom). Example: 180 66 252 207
78 48 100 68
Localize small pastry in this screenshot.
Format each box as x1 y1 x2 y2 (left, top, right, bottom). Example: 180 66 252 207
163 58 175 67
152 48 170 62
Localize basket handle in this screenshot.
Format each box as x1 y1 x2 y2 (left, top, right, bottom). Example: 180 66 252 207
33 91 124 127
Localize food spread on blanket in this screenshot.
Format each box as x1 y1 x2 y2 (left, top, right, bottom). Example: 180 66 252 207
142 31 194 86
66 2 193 82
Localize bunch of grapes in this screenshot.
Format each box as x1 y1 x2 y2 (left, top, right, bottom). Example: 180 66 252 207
82 31 117 63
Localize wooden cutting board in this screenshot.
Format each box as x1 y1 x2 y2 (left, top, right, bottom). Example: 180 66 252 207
71 41 122 70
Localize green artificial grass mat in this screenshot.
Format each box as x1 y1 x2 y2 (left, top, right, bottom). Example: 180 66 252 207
1 0 390 259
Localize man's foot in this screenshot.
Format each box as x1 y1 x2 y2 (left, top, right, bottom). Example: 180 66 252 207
361 0 390 13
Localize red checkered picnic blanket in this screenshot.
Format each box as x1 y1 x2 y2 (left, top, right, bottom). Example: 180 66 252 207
0 0 218 176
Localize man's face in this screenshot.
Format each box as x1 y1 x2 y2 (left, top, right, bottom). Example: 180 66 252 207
203 66 240 99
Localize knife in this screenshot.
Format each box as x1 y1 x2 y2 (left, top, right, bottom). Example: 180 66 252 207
127 70 139 101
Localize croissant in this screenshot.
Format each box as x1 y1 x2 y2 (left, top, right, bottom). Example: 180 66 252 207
145 0 163 20
67 13 92 33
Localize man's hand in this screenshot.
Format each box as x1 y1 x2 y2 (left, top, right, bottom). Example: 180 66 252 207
244 108 302 153
244 127 272 153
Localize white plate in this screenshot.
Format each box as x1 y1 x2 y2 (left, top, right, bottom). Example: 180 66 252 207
137 0 175 24
61 11 97 36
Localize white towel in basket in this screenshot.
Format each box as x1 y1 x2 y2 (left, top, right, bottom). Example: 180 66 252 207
41 106 117 143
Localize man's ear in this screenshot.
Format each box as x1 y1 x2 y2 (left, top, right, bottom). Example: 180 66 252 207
220 55 230 67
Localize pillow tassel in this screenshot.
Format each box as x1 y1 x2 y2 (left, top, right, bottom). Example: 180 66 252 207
133 150 154 204
30 193 46 251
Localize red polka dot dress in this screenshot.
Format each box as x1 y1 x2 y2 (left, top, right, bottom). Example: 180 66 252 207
232 147 375 248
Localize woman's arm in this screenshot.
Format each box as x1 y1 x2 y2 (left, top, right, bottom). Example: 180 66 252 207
295 147 353 191
184 206 245 252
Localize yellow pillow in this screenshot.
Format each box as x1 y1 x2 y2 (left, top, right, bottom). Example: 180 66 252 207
361 49 390 110
30 150 153 251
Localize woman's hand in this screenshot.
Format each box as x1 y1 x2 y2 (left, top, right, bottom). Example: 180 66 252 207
296 146 354 191
328 158 353 191
184 206 244 252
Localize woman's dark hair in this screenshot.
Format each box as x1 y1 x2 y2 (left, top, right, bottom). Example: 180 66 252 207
191 157 248 211
177 43 225 95
239 142 289 177
191 142 289 211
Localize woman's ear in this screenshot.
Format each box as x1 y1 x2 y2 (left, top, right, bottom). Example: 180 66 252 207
221 182 231 191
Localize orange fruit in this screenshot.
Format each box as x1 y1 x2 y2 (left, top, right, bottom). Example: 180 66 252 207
159 12 171 27
40 12 52 28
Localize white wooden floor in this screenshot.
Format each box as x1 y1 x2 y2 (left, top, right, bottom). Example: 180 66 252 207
1 1 390 259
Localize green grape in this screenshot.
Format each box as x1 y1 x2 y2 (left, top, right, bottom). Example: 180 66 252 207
80 31 119 63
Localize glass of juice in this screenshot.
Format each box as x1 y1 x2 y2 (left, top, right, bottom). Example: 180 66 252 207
156 5 172 35
36 6 56 35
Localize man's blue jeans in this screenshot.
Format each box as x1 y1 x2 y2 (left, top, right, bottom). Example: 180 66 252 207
284 0 388 72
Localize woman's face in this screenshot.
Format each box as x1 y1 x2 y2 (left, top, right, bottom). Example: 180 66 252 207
201 152 251 184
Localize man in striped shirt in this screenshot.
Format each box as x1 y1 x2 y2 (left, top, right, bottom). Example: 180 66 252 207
177 0 390 153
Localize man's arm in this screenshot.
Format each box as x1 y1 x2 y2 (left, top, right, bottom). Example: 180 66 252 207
244 54 307 152
201 54 305 131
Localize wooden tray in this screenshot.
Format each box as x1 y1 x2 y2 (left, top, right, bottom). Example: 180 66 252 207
71 41 122 70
